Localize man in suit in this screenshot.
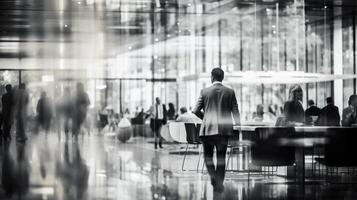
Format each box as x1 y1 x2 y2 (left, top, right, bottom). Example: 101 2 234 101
317 97 341 126
193 68 240 193
2 84 14 141
305 100 321 125
342 95 357 126
148 97 167 149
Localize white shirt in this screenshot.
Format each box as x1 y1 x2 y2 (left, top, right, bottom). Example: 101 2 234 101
153 103 164 119
176 112 202 123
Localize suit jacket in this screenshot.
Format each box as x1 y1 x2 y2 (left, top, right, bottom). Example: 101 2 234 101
305 106 321 125
317 104 341 126
193 82 240 137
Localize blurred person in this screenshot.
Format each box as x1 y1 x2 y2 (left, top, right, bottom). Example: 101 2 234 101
167 102 176 120
268 104 276 116
62 88 73 138
317 97 340 126
277 85 304 126
193 68 240 193
342 95 357 126
36 91 53 133
107 109 117 131
72 83 90 139
2 84 14 141
15 83 29 142
124 108 131 118
252 104 275 122
252 104 264 122
176 107 202 123
305 100 321 125
147 97 167 149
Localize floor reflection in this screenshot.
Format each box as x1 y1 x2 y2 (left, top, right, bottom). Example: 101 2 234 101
0 133 357 199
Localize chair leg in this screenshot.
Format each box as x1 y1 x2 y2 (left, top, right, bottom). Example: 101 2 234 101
181 144 189 171
226 147 232 171
197 145 202 172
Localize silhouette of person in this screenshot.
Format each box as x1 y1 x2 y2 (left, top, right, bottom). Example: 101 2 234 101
147 97 167 149
317 97 341 126
167 103 176 120
2 84 14 141
193 68 240 193
277 85 304 126
72 83 90 139
342 95 357 126
36 91 53 133
305 100 321 125
15 83 29 142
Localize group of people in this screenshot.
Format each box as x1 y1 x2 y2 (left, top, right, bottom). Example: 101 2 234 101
279 85 357 127
0 82 90 142
1 83 30 142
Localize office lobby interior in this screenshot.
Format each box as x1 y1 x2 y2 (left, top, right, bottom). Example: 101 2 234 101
1 0 357 199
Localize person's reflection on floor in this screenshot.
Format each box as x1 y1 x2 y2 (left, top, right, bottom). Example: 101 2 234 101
16 142 30 198
1 141 16 198
56 142 89 200
213 184 238 200
150 152 161 199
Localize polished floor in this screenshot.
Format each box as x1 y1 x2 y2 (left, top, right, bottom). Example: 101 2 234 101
0 131 357 200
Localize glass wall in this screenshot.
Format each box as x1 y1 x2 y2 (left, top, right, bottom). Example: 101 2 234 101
0 0 356 122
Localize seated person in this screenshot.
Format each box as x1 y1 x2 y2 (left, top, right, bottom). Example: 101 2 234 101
342 95 357 126
276 85 304 126
252 104 275 123
176 107 202 123
305 100 321 125
317 97 340 126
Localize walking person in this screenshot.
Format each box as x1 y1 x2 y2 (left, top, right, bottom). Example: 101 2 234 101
193 68 240 193
72 83 90 140
36 91 53 134
15 83 29 142
147 97 167 149
2 84 14 141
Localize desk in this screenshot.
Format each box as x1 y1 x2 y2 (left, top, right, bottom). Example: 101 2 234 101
233 125 355 185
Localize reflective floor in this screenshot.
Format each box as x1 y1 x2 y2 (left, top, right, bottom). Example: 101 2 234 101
1 132 357 200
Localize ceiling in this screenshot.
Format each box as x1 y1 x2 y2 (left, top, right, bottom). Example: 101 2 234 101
0 0 355 70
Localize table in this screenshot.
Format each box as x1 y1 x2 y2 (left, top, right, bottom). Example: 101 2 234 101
233 125 355 185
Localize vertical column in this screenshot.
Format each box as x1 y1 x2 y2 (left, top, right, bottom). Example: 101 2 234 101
333 7 343 116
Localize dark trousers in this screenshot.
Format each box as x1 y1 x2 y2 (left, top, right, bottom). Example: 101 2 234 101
3 119 12 138
150 119 163 143
201 135 228 186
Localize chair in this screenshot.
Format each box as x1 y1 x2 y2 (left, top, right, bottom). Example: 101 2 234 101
168 122 186 143
248 127 296 179
181 123 202 171
315 128 357 179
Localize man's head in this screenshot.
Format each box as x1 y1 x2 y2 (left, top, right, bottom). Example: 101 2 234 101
155 97 161 104
76 82 84 92
211 68 224 83
326 97 333 105
41 91 47 98
5 84 12 93
308 100 315 107
349 95 357 107
180 107 188 114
